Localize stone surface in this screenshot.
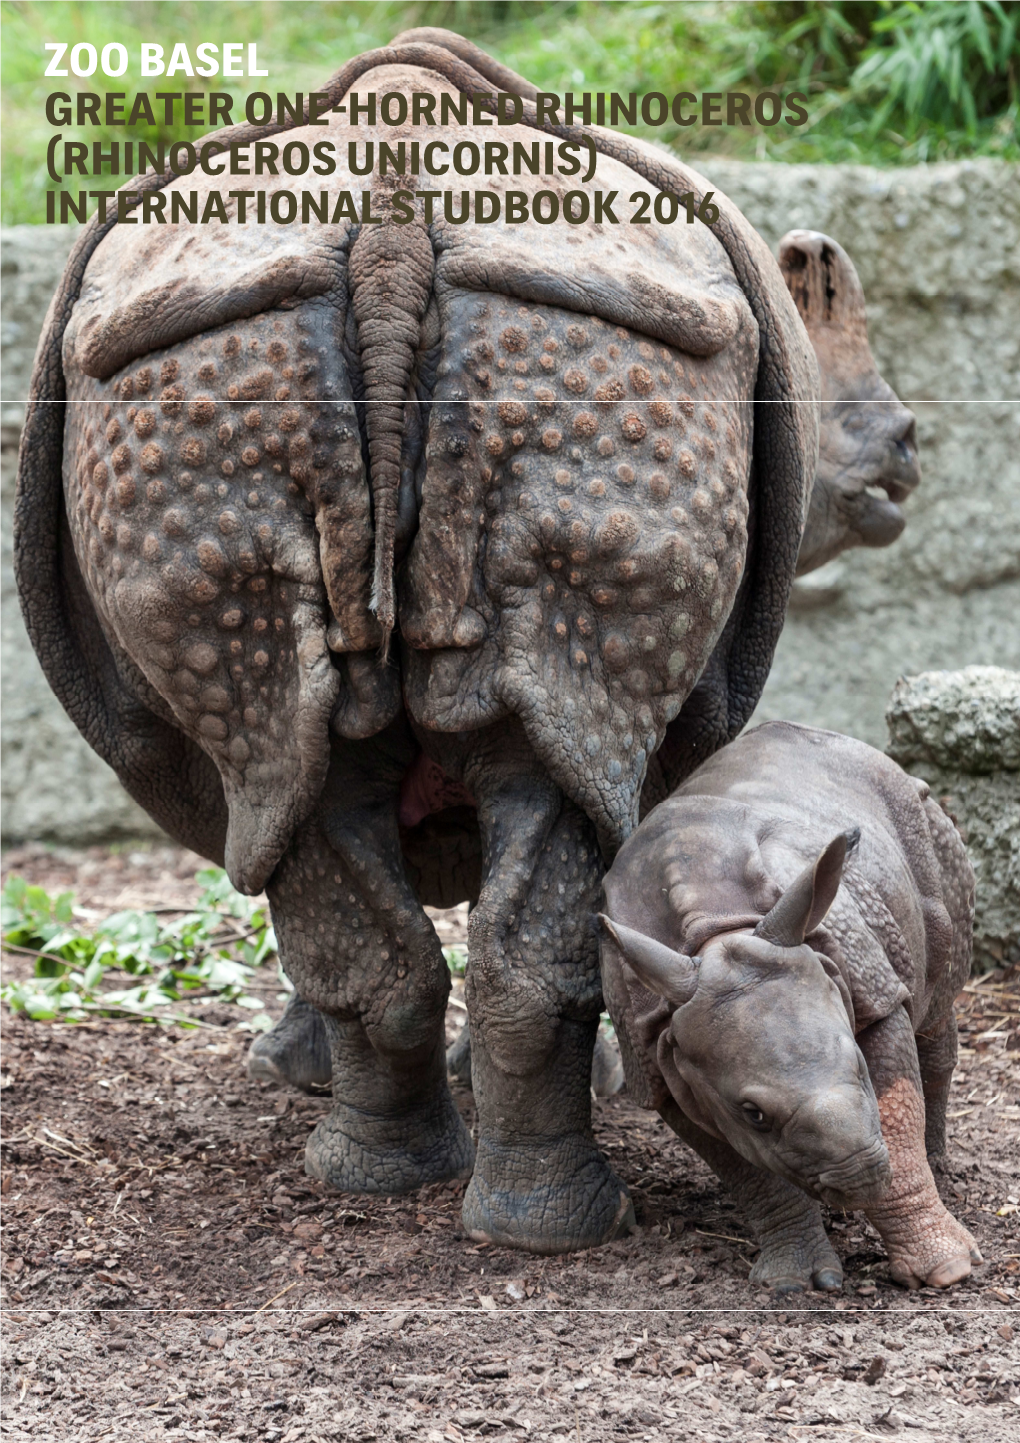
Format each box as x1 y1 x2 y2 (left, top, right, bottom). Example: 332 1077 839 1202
727 160 1020 748
3 159 1018 841
887 666 1020 774
886 668 1020 968
0 226 79 431
1 225 164 840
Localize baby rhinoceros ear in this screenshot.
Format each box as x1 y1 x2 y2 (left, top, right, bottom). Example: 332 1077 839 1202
598 916 699 1005
754 829 860 948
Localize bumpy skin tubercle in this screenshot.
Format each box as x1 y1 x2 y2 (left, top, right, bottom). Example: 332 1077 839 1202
401 288 756 857
62 315 354 893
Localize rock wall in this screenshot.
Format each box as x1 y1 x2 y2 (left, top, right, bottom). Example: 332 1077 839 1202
1 227 164 841
2 159 1018 848
886 667 1020 969
711 161 1020 746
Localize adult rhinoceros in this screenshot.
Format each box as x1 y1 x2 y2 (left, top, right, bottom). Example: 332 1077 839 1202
15 29 917 1254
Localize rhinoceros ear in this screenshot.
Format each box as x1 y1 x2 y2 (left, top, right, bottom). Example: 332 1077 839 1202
754 829 859 948
598 915 699 1005
778 230 868 341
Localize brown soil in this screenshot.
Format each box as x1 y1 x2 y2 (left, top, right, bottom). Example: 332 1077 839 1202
2 843 1018 1442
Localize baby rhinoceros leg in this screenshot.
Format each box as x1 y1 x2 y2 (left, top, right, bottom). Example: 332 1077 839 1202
914 1013 958 1168
660 1100 842 1294
743 1177 843 1295
915 793 975 1169
860 1009 981 1289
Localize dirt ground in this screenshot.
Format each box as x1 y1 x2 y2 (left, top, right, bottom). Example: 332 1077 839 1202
1 842 1018 1443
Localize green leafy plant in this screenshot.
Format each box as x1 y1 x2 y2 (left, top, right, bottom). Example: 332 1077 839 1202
1 869 473 1026
708 0 1018 159
713 0 874 92
853 1 1018 136
1 868 278 1027
444 944 468 977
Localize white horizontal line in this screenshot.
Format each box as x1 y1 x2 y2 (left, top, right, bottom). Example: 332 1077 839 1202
12 399 1018 406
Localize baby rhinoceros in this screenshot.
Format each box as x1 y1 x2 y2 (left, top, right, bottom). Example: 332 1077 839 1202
600 721 981 1294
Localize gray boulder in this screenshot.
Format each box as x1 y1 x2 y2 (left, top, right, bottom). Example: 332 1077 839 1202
887 667 1020 967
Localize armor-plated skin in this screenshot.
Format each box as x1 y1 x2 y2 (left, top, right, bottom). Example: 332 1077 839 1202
601 721 981 1291
16 30 914 1255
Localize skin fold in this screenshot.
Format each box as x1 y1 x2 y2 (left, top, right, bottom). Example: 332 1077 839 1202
16 29 915 1256
601 721 981 1292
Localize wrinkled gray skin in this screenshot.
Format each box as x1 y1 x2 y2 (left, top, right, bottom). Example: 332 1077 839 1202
15 28 911 1257
249 988 625 1097
601 721 981 1291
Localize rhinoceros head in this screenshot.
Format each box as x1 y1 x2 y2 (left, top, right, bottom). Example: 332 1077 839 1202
600 831 891 1208
779 230 920 576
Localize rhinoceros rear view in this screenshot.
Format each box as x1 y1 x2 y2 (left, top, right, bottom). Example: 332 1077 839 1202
15 29 913 1255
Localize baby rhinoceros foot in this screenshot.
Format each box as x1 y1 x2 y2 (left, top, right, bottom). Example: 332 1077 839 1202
246 994 332 1093
305 1090 475 1196
462 1137 635 1256
872 1194 982 1290
749 1223 844 1295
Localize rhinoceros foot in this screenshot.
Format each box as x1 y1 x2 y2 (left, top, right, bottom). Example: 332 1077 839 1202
461 1137 634 1255
749 1222 844 1295
246 993 332 1093
871 1196 982 1290
446 1022 473 1086
305 1089 475 1196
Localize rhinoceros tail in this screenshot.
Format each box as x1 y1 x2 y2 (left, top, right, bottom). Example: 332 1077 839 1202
349 218 435 648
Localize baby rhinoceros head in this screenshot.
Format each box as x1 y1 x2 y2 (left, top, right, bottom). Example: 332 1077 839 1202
601 832 892 1210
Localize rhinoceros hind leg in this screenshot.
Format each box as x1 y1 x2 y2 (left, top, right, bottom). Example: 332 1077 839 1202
246 998 476 1189
244 990 624 1104
463 1016 636 1254
446 1020 473 1085
268 732 474 1196
457 731 633 1253
305 1011 475 1195
246 993 332 1093
448 1019 624 1097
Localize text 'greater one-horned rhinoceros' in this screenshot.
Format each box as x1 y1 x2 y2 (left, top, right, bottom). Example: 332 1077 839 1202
16 29 917 1255
601 721 980 1292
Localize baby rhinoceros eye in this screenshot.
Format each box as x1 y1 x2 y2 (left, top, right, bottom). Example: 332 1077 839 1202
741 1103 768 1128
